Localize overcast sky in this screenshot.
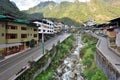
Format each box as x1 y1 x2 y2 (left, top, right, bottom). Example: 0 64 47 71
10 0 90 11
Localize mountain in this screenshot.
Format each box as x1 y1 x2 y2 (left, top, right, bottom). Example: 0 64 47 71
25 0 120 26
0 0 27 19
10 1 19 9
25 1 57 14
23 1 56 19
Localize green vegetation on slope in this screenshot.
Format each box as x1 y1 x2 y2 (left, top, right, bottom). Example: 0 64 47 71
25 0 120 25
80 33 107 80
35 35 74 80
0 0 120 26
15 35 74 80
0 0 27 19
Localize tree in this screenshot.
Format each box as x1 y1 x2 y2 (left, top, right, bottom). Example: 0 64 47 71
30 39 35 48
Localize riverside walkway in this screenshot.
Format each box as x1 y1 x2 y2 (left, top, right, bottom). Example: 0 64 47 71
96 36 120 80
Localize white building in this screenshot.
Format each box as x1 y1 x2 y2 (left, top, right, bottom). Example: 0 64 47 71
83 18 96 27
33 19 54 34
54 22 64 33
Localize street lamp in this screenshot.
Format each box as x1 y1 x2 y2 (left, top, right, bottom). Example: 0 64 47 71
33 21 44 54
41 22 44 54
42 31 44 54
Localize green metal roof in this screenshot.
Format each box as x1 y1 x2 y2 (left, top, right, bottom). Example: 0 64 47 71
0 15 7 19
0 15 30 25
14 19 30 24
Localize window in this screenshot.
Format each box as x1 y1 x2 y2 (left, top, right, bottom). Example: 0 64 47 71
43 30 45 32
6 34 17 39
34 34 37 37
44 26 47 28
21 34 27 38
11 26 16 29
34 29 37 31
39 29 41 31
21 27 27 30
7 25 17 30
2 33 4 37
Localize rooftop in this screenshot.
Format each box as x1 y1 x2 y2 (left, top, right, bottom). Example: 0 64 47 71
0 14 39 27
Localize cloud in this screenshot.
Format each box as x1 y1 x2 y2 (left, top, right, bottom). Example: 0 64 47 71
54 0 74 3
10 0 90 10
79 0 90 2
10 0 41 10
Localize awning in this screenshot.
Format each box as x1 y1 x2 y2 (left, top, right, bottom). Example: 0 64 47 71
0 43 22 48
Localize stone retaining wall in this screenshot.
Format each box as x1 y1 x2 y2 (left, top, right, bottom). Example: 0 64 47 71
96 49 120 80
89 31 120 80
32 48 57 80
96 38 120 80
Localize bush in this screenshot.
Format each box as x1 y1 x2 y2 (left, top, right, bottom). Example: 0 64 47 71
35 35 74 80
80 33 107 80
30 39 35 48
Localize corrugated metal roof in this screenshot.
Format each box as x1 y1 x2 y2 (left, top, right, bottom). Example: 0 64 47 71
0 15 15 21
0 15 7 19
14 19 29 24
0 15 38 27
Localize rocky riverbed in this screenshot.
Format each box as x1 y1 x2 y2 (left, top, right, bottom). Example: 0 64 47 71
53 34 85 80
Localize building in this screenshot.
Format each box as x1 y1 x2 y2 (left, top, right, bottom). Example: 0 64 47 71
54 22 64 34
83 18 96 27
0 15 39 57
110 17 120 52
32 19 55 41
33 19 54 34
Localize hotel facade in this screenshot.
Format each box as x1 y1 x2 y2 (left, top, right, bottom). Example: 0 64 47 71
0 15 39 57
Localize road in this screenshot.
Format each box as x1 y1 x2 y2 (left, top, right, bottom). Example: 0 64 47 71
0 33 71 80
97 36 120 74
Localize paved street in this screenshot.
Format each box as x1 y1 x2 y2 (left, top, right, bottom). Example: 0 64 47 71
97 37 120 74
0 33 71 80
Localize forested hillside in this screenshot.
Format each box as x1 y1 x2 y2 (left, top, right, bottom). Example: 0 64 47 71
0 0 120 26
25 0 120 25
0 0 27 19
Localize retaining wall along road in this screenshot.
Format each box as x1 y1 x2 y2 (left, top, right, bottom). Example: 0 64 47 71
95 36 120 80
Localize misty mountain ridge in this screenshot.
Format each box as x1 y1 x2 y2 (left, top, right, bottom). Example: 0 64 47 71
0 0 120 26
25 0 120 24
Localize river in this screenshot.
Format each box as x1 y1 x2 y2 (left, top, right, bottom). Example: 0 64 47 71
53 34 85 80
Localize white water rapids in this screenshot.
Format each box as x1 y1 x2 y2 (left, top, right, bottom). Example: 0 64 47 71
53 34 85 80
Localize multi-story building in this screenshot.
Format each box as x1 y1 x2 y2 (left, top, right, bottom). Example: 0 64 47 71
83 18 96 27
0 15 39 57
54 22 64 33
32 19 55 41
33 19 54 34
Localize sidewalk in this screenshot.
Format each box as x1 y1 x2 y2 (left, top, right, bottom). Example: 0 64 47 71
0 48 31 62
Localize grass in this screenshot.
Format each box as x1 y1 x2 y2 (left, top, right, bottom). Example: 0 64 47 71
35 35 74 80
80 33 107 80
35 67 54 80
15 35 74 80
